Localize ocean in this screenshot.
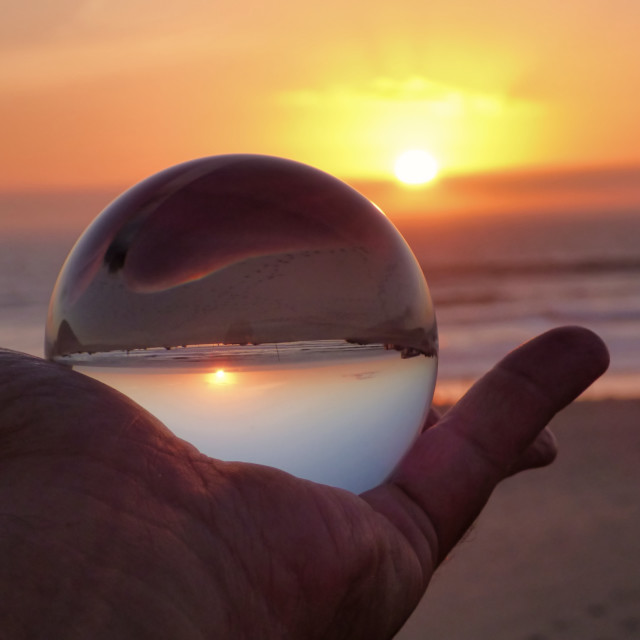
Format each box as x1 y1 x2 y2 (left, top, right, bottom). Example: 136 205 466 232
1 187 639 402
395 208 640 401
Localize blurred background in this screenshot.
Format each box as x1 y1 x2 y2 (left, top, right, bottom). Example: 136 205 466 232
1 2 639 638
2 0 639 400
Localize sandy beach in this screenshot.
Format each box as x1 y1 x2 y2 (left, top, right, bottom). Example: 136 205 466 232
1 190 638 637
396 398 640 639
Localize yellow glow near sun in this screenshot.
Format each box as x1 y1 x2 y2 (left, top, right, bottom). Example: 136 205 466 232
394 150 439 185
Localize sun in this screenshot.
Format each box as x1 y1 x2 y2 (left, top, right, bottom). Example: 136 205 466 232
394 150 439 185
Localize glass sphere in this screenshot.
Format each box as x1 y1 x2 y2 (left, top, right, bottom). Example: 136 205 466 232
45 154 437 493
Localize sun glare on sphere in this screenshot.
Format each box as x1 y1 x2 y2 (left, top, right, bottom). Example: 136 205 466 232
394 150 439 185
205 369 236 386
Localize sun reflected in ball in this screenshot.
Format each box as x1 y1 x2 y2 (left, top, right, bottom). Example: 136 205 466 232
205 369 235 386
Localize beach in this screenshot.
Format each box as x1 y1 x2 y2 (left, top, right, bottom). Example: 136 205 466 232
3 0 640 635
1 186 639 637
2 186 640 401
397 399 640 639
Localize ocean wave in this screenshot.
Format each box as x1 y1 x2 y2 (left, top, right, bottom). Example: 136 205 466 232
421 256 640 281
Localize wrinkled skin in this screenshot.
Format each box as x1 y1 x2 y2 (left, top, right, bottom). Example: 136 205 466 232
0 327 608 639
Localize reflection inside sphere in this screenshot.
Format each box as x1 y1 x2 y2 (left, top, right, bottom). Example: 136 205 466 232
46 154 438 492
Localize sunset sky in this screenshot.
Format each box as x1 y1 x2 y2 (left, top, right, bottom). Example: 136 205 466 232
2 0 640 190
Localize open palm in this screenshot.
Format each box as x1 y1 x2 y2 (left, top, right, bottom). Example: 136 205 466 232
0 327 608 639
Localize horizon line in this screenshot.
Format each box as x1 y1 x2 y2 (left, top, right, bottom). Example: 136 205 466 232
1 160 640 195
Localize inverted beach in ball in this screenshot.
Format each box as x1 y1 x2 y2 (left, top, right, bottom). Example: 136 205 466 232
46 154 437 359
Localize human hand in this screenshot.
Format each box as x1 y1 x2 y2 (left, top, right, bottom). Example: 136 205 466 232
0 326 608 639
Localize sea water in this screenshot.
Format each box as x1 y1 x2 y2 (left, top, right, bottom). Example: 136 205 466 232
2 188 640 402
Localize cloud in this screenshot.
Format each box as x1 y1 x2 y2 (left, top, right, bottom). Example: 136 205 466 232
0 2 253 91
0 4 63 52
277 76 539 118
0 1 214 49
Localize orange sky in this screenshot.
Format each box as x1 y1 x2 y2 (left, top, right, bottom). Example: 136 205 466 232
2 0 640 189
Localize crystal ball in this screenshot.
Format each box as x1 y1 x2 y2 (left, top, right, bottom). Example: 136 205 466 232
45 154 438 493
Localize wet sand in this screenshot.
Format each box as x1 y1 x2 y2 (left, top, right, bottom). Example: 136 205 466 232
396 399 640 640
